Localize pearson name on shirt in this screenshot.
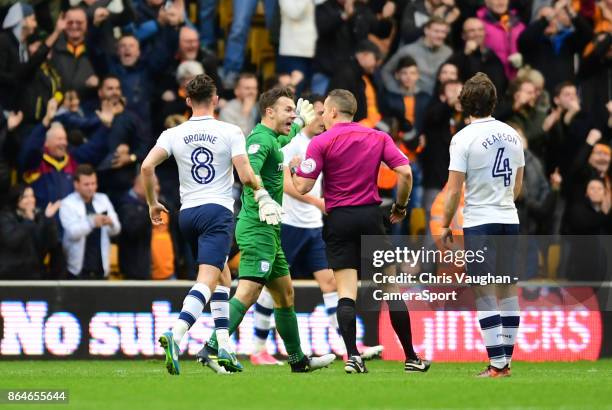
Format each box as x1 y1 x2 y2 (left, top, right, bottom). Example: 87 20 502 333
183 133 218 145
481 132 519 150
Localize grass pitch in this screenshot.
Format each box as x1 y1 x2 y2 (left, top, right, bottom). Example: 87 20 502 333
0 359 610 410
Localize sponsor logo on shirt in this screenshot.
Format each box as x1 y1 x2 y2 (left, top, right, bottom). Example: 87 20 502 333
248 144 260 154
300 158 316 174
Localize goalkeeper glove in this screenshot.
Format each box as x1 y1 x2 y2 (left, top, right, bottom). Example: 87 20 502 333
254 188 283 225
293 98 315 128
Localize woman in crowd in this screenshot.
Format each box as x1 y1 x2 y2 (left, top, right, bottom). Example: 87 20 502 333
0 184 62 279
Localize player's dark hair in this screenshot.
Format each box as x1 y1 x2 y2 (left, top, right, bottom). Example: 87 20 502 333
395 56 418 73
327 89 357 117
553 80 576 98
459 72 497 118
186 74 217 105
258 86 295 116
74 164 96 181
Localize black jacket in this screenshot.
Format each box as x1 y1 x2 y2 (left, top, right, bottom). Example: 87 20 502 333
96 109 148 201
545 111 593 179
329 58 385 123
447 47 508 98
578 33 612 133
518 16 593 95
313 0 392 76
383 89 430 135
420 99 464 189
0 31 52 111
565 198 611 235
516 149 558 234
51 34 97 101
117 191 179 279
0 209 59 279
564 142 612 206
564 198 611 281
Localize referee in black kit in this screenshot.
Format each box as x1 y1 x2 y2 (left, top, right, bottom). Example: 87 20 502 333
289 89 431 374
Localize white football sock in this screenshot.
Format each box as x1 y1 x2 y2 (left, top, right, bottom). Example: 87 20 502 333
211 285 231 351
499 296 520 366
173 283 211 345
476 296 506 369
322 291 339 331
253 288 274 353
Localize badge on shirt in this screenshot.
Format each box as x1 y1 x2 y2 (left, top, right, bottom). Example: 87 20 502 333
248 144 260 154
300 158 316 174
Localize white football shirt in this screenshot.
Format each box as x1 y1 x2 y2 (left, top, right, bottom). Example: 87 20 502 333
282 132 323 228
155 115 246 211
448 117 525 228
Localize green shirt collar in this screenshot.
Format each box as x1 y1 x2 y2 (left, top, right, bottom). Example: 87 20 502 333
253 122 279 137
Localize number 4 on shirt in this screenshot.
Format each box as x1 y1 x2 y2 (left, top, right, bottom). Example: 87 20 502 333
492 147 512 187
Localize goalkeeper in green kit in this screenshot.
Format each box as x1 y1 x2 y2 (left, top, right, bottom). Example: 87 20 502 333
197 87 336 373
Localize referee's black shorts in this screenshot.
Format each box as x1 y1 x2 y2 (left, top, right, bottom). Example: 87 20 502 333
323 204 390 271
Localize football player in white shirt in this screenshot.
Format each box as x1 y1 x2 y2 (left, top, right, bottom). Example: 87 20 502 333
249 96 383 365
441 73 525 378
140 74 282 375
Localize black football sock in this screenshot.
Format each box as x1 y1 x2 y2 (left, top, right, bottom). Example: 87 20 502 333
387 299 418 360
337 297 359 357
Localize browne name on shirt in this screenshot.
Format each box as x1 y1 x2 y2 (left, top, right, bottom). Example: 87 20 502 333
183 133 218 145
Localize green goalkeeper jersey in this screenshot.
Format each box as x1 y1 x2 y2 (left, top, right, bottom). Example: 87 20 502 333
239 122 300 222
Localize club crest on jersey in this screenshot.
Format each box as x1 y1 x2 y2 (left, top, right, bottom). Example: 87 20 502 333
248 144 260 154
259 260 271 272
300 158 316 174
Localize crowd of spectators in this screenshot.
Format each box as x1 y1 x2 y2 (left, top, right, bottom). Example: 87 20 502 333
0 0 610 281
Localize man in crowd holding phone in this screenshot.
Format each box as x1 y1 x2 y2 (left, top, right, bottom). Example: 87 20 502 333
59 164 121 279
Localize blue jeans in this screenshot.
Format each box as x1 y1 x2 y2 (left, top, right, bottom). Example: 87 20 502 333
276 55 312 95
223 0 277 74
311 72 330 96
198 0 218 48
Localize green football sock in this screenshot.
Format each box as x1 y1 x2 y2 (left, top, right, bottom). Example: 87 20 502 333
208 298 248 351
274 306 305 364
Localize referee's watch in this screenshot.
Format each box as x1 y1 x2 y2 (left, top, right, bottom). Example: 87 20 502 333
290 165 299 177
393 202 408 211
392 202 408 217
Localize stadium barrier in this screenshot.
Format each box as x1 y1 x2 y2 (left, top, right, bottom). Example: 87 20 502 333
0 281 610 361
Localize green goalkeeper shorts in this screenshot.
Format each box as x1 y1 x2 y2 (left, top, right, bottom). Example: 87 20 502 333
235 217 290 283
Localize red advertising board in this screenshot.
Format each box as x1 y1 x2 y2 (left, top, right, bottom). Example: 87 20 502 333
379 288 602 361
